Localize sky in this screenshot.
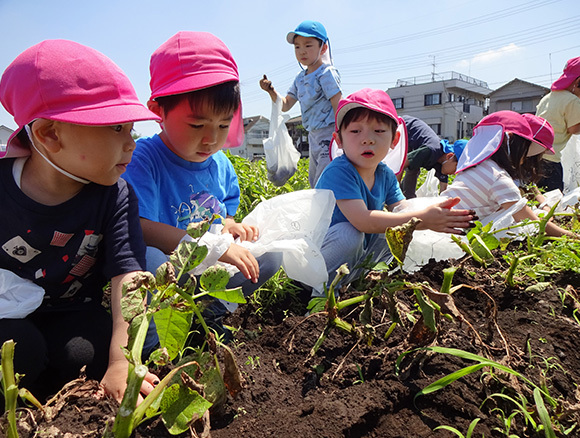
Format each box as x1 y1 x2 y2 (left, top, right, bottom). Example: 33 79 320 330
0 0 578 138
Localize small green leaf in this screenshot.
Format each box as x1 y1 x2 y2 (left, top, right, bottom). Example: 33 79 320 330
207 287 246 304
414 289 436 333
200 266 231 291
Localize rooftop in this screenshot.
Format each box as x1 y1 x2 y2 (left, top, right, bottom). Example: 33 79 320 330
395 71 489 89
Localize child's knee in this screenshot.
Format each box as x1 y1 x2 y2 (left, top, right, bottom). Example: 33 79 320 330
145 246 170 274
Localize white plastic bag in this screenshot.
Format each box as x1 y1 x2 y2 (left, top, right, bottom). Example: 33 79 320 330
263 96 301 186
0 268 45 319
237 189 336 287
415 168 440 197
561 134 580 193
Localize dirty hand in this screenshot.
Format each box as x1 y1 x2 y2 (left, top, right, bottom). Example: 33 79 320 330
259 74 274 92
98 360 159 404
420 197 478 234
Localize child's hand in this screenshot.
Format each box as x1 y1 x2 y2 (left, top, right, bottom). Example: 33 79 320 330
219 243 259 282
419 197 477 234
223 218 259 242
99 359 160 404
259 74 274 92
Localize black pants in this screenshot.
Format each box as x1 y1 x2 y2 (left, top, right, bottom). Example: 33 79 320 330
538 160 564 192
0 306 113 403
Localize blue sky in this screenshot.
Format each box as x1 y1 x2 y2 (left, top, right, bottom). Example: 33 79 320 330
0 0 578 138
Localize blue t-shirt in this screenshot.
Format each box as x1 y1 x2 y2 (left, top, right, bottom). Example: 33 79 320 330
288 64 341 132
316 155 405 240
123 134 240 229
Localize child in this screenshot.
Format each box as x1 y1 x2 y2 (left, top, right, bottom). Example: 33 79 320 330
123 32 281 343
536 56 580 192
0 40 160 403
441 111 575 238
260 20 342 187
400 114 466 197
314 89 476 295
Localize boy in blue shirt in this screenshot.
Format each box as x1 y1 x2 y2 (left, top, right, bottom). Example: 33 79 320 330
314 89 476 295
260 20 342 187
124 32 281 342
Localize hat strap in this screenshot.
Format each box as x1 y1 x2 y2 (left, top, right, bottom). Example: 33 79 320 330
25 125 91 185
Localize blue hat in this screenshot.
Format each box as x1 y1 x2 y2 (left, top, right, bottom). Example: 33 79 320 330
441 139 466 159
287 21 328 44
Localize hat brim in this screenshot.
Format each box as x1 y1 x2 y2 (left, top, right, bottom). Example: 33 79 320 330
456 125 504 173
329 120 408 176
528 141 555 157
1 104 160 159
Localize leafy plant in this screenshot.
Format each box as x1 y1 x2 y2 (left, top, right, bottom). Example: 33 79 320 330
104 216 246 437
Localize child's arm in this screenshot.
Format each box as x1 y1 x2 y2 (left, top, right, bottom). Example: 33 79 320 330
100 271 159 403
507 202 577 238
140 218 260 282
337 197 474 235
223 216 259 242
259 75 297 112
329 91 342 115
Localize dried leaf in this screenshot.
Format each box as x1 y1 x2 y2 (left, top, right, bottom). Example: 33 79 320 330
385 217 421 264
222 346 244 398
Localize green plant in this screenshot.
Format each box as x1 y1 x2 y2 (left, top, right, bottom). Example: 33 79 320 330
434 418 482 438
226 152 309 220
104 217 246 438
1 340 43 438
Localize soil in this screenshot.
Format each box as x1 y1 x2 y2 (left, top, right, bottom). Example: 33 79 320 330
4 247 580 438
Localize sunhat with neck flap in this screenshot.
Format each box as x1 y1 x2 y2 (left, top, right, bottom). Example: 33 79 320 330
330 88 408 175
0 39 160 160
551 56 580 91
456 110 553 173
148 31 244 148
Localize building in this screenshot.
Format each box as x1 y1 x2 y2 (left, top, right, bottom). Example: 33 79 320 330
230 116 269 160
487 78 549 115
0 125 14 152
230 115 307 160
285 115 309 158
387 71 492 142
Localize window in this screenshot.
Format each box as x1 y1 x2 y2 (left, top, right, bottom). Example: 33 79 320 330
511 101 523 112
448 93 455 102
428 123 441 135
463 103 470 113
424 93 441 106
393 97 404 109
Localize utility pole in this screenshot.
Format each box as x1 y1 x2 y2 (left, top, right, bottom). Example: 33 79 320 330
430 55 436 81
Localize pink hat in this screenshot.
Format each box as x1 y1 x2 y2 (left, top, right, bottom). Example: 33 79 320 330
551 57 580 91
521 113 555 156
335 88 401 130
149 31 243 148
456 111 536 173
331 89 407 175
0 39 160 159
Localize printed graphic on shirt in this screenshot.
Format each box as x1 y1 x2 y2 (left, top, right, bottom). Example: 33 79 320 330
60 280 82 299
173 190 222 229
2 236 41 263
50 231 74 247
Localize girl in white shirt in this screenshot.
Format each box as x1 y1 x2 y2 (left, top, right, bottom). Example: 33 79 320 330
441 111 576 238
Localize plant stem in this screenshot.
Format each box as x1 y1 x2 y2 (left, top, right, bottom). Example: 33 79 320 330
441 267 457 294
1 340 18 438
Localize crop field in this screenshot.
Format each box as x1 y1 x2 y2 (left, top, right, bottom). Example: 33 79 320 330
2 155 580 438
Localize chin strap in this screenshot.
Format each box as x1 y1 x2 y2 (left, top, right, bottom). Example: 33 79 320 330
25 124 91 185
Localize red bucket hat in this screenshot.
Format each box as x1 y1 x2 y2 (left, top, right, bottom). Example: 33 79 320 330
331 88 407 175
0 39 160 159
521 113 555 156
149 31 244 148
551 57 580 91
